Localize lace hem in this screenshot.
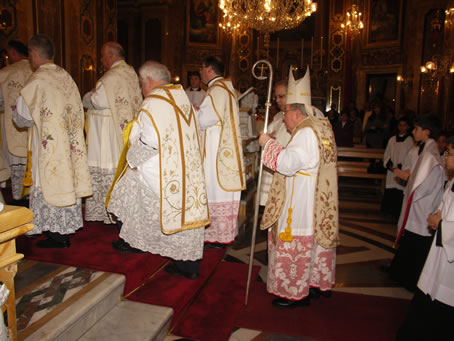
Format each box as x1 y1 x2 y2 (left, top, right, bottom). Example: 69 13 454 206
85 166 115 223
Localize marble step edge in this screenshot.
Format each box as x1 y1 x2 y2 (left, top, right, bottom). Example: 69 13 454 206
78 300 174 341
25 272 125 341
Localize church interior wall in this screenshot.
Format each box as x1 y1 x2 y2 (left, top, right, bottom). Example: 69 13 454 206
0 0 452 129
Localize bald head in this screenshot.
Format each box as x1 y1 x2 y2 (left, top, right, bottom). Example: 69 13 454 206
100 42 125 71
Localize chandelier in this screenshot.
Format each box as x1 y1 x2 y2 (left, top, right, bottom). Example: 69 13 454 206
420 55 454 80
219 0 317 45
340 4 364 33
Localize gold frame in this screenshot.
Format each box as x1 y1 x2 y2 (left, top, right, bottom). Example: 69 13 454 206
366 0 403 47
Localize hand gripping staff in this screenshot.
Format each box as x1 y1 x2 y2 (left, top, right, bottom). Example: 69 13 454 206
245 60 273 305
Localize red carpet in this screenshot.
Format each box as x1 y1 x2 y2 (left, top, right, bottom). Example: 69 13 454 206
16 221 168 294
127 248 227 328
171 261 260 341
236 282 410 341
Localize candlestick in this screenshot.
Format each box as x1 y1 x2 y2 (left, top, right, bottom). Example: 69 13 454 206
320 36 323 70
257 36 259 59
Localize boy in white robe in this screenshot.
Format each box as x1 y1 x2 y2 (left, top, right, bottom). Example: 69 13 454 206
397 135 454 340
390 115 446 291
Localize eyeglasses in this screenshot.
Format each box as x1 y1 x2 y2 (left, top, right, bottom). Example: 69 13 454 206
283 108 296 115
443 150 454 157
273 94 286 100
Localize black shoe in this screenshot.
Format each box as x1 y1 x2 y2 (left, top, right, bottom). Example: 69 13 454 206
272 297 310 309
309 288 321 299
164 263 200 280
36 238 70 249
204 242 226 249
112 239 146 254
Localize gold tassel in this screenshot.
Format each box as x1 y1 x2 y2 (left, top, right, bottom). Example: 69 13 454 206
279 207 294 242
279 176 296 242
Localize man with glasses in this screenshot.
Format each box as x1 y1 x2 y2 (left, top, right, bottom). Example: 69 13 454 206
197 56 245 248
259 80 291 207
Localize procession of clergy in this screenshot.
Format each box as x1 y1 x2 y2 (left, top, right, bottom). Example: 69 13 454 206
0 33 340 309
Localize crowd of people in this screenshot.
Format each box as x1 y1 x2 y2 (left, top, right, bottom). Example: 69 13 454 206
0 34 453 330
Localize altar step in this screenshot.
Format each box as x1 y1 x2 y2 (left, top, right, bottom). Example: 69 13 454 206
15 260 173 341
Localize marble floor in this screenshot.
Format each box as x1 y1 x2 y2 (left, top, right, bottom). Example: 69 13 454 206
167 178 413 340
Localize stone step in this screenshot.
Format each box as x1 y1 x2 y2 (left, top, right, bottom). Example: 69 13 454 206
79 300 173 341
16 262 172 341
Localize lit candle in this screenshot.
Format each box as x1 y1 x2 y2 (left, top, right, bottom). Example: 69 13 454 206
301 38 304 67
310 36 313 69
320 36 323 70
276 37 280 67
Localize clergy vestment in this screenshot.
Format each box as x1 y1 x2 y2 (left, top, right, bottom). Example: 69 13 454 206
260 116 339 300
382 134 414 219
390 139 445 290
108 84 209 260
259 111 291 206
197 77 245 244
83 60 142 223
0 59 32 199
15 63 92 235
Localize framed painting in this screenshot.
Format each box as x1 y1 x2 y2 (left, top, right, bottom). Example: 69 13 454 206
366 0 403 46
186 0 219 46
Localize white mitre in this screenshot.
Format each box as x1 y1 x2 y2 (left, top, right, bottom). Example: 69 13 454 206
286 65 314 117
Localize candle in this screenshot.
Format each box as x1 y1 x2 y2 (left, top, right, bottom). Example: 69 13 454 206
320 36 323 70
310 36 313 69
301 38 304 67
276 37 280 67
257 36 259 59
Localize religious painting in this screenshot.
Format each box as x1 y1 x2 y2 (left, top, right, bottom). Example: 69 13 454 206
367 0 402 45
186 0 218 46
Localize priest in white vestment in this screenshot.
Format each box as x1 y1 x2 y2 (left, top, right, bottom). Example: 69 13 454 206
397 136 454 340
0 40 33 200
13 35 92 248
390 115 446 291
82 42 142 224
108 61 209 279
259 80 291 206
197 56 245 247
258 66 339 308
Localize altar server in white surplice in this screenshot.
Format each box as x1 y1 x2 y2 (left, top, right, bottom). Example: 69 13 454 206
185 71 206 109
108 61 209 279
82 42 142 224
0 40 33 200
258 66 339 308
397 135 454 340
14 34 92 248
390 115 446 291
197 56 245 247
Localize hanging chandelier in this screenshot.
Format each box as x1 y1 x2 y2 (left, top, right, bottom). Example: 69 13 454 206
340 4 364 33
219 0 317 40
